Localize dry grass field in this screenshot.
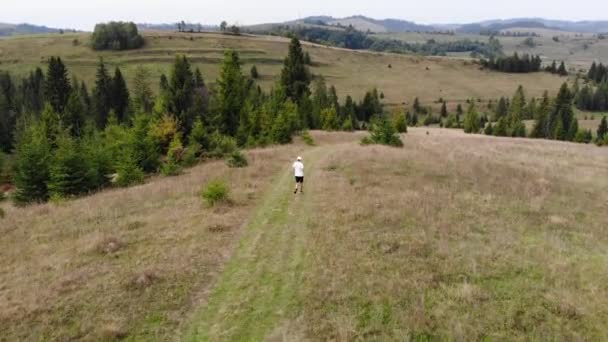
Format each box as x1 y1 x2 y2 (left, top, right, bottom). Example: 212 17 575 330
381 29 608 71
0 31 567 108
3 129 606 340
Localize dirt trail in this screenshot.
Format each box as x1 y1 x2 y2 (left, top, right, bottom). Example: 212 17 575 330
183 146 328 341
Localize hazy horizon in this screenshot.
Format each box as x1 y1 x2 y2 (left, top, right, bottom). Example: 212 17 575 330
1 0 607 30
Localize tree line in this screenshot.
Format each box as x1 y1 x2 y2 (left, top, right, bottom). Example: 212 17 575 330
91 22 144 51
259 25 503 58
462 83 607 145
576 62 608 111
0 37 393 204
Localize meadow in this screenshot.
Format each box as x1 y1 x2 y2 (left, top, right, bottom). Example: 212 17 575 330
1 129 607 340
0 30 567 109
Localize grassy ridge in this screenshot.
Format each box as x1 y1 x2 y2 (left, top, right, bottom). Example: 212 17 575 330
0 31 567 110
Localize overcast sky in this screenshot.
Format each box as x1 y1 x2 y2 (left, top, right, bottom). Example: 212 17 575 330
2 0 607 30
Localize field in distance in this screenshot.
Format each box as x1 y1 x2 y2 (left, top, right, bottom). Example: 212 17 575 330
0 31 568 109
1 129 607 340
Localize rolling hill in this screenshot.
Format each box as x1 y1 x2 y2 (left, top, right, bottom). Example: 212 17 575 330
1 129 607 340
0 23 64 36
0 31 567 110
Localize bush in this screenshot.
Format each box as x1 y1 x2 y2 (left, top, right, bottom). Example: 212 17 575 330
182 143 201 167
208 131 237 158
393 111 408 133
422 114 440 126
227 150 248 168
362 116 403 147
161 134 184 176
201 179 230 206
91 22 144 51
300 130 315 146
115 158 145 187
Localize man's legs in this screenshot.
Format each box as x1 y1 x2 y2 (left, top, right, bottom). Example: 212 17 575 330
294 181 298 194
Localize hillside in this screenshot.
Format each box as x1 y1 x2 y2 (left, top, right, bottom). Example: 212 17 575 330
0 23 62 36
0 31 567 108
1 129 607 340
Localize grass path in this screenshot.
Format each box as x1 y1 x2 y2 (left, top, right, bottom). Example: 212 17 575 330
184 147 325 341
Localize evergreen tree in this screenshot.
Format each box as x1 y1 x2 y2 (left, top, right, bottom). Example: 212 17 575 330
484 122 493 135
493 117 508 136
167 55 196 130
48 132 90 198
92 58 112 128
63 90 86 136
132 66 153 114
194 68 205 88
495 96 508 120
13 122 51 204
111 67 130 122
44 57 72 113
280 37 311 102
557 61 568 76
216 50 245 136
440 101 448 118
463 101 480 134
393 109 408 133
250 65 259 79
552 83 574 140
311 77 329 128
508 85 526 136
597 116 608 141
531 91 550 138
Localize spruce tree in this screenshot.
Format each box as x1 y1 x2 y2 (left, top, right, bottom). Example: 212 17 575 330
44 57 72 113
48 132 90 198
463 101 480 134
13 123 52 204
63 90 86 136
168 55 195 123
111 67 130 122
216 50 245 136
132 66 153 114
552 83 574 140
557 61 568 76
92 58 112 128
440 101 448 118
531 91 550 138
250 65 259 79
597 116 608 141
280 37 310 102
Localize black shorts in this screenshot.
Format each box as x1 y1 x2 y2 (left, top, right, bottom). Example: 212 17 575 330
295 176 304 183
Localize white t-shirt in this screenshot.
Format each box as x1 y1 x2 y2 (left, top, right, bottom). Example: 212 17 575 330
293 161 304 177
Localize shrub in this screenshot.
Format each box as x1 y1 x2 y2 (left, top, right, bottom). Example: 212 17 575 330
422 114 440 126
227 150 248 168
182 143 201 167
208 131 237 158
362 116 403 147
161 134 184 176
250 65 259 79
393 111 408 133
115 158 145 187
301 130 315 146
201 179 230 206
484 123 494 135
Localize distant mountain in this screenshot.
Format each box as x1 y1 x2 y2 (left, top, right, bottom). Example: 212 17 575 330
137 23 217 32
248 15 608 34
0 23 62 36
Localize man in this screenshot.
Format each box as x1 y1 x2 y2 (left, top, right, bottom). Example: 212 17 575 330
292 156 304 194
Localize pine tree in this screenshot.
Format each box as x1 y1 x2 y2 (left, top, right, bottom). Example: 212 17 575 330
250 65 259 79
44 57 72 113
413 97 422 114
597 116 608 141
440 101 448 118
132 66 153 114
557 61 568 76
48 132 90 198
111 67 130 122
531 91 550 138
280 37 310 102
13 123 52 204
167 55 196 131
393 109 408 133
463 101 480 134
63 90 85 136
92 58 112 128
552 83 574 140
216 50 245 136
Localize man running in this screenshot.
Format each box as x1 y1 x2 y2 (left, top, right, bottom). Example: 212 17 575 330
293 156 304 194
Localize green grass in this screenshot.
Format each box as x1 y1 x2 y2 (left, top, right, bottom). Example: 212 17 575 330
0 31 567 109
